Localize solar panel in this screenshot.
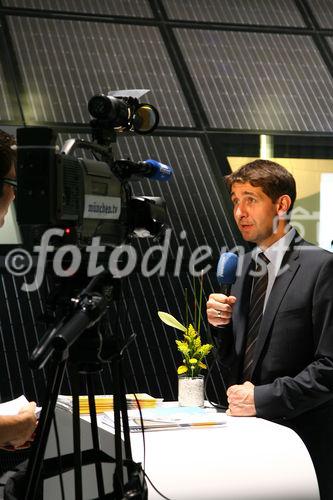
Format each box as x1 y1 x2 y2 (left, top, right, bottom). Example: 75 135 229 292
6 16 194 127
117 134 236 253
0 63 17 121
326 36 333 52
309 0 333 29
164 0 306 26
2 0 153 17
174 29 333 132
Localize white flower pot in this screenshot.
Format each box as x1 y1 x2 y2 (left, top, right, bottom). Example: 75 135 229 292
178 375 205 407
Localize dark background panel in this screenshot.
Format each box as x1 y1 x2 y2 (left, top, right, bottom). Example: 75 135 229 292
0 268 228 405
172 29 333 131
174 29 333 132
0 272 48 402
0 56 16 121
2 0 153 17
326 36 333 52
163 0 306 27
116 134 239 255
6 16 194 127
309 0 333 29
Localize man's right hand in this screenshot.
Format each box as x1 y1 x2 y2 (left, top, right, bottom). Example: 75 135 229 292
206 293 236 327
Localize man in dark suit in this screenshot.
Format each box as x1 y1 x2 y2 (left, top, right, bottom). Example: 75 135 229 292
207 159 333 500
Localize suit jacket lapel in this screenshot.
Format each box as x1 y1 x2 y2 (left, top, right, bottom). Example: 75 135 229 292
250 238 301 377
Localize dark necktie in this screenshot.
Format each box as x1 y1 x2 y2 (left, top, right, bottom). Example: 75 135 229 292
242 252 270 381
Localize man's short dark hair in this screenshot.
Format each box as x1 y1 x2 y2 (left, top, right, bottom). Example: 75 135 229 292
225 159 296 213
0 129 16 197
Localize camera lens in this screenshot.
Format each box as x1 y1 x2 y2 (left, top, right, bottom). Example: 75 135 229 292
88 94 129 127
88 95 113 119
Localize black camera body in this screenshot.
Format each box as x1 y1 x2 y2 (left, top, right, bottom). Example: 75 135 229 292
17 126 129 247
16 94 169 249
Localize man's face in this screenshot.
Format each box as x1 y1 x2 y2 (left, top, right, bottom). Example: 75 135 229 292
231 182 283 249
0 163 16 228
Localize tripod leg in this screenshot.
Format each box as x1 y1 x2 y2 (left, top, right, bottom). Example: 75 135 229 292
24 356 67 500
111 356 125 498
117 359 133 467
69 364 83 500
86 374 106 498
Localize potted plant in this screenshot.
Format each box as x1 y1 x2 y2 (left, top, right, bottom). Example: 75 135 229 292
158 273 213 406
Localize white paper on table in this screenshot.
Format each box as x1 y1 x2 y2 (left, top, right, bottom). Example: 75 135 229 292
102 406 227 432
0 395 41 416
0 395 30 415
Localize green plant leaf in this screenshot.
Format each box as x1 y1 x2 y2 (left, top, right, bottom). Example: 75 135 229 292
158 312 186 332
197 270 204 336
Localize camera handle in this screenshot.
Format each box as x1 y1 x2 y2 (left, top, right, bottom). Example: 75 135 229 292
60 137 115 165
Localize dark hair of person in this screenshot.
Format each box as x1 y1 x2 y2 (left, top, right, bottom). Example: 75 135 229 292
225 159 296 213
0 129 16 197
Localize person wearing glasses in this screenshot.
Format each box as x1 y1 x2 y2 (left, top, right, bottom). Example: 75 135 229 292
0 130 17 228
0 129 37 450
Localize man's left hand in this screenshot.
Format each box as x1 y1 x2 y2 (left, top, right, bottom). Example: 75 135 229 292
226 381 256 416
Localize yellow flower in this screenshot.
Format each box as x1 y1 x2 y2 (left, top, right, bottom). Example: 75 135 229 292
175 340 190 355
194 337 201 349
200 344 213 356
158 273 214 378
186 324 197 339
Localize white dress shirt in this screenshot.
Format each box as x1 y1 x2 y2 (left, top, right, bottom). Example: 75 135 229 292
253 227 296 312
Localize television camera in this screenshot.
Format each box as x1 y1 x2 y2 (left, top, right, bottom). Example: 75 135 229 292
16 90 172 250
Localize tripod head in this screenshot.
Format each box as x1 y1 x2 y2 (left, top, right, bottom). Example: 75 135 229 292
30 270 119 370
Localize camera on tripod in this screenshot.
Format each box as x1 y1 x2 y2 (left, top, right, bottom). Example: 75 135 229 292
16 90 172 250
15 91 169 500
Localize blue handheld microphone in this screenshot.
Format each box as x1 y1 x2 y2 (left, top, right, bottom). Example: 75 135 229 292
216 252 238 296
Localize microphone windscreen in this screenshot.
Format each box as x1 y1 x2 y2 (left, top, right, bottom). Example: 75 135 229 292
143 159 173 181
216 252 238 286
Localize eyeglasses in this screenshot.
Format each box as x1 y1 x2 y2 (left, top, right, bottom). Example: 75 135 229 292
2 178 17 192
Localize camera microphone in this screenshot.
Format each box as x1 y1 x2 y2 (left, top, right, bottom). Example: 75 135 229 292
114 158 173 182
137 159 173 181
216 252 238 296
